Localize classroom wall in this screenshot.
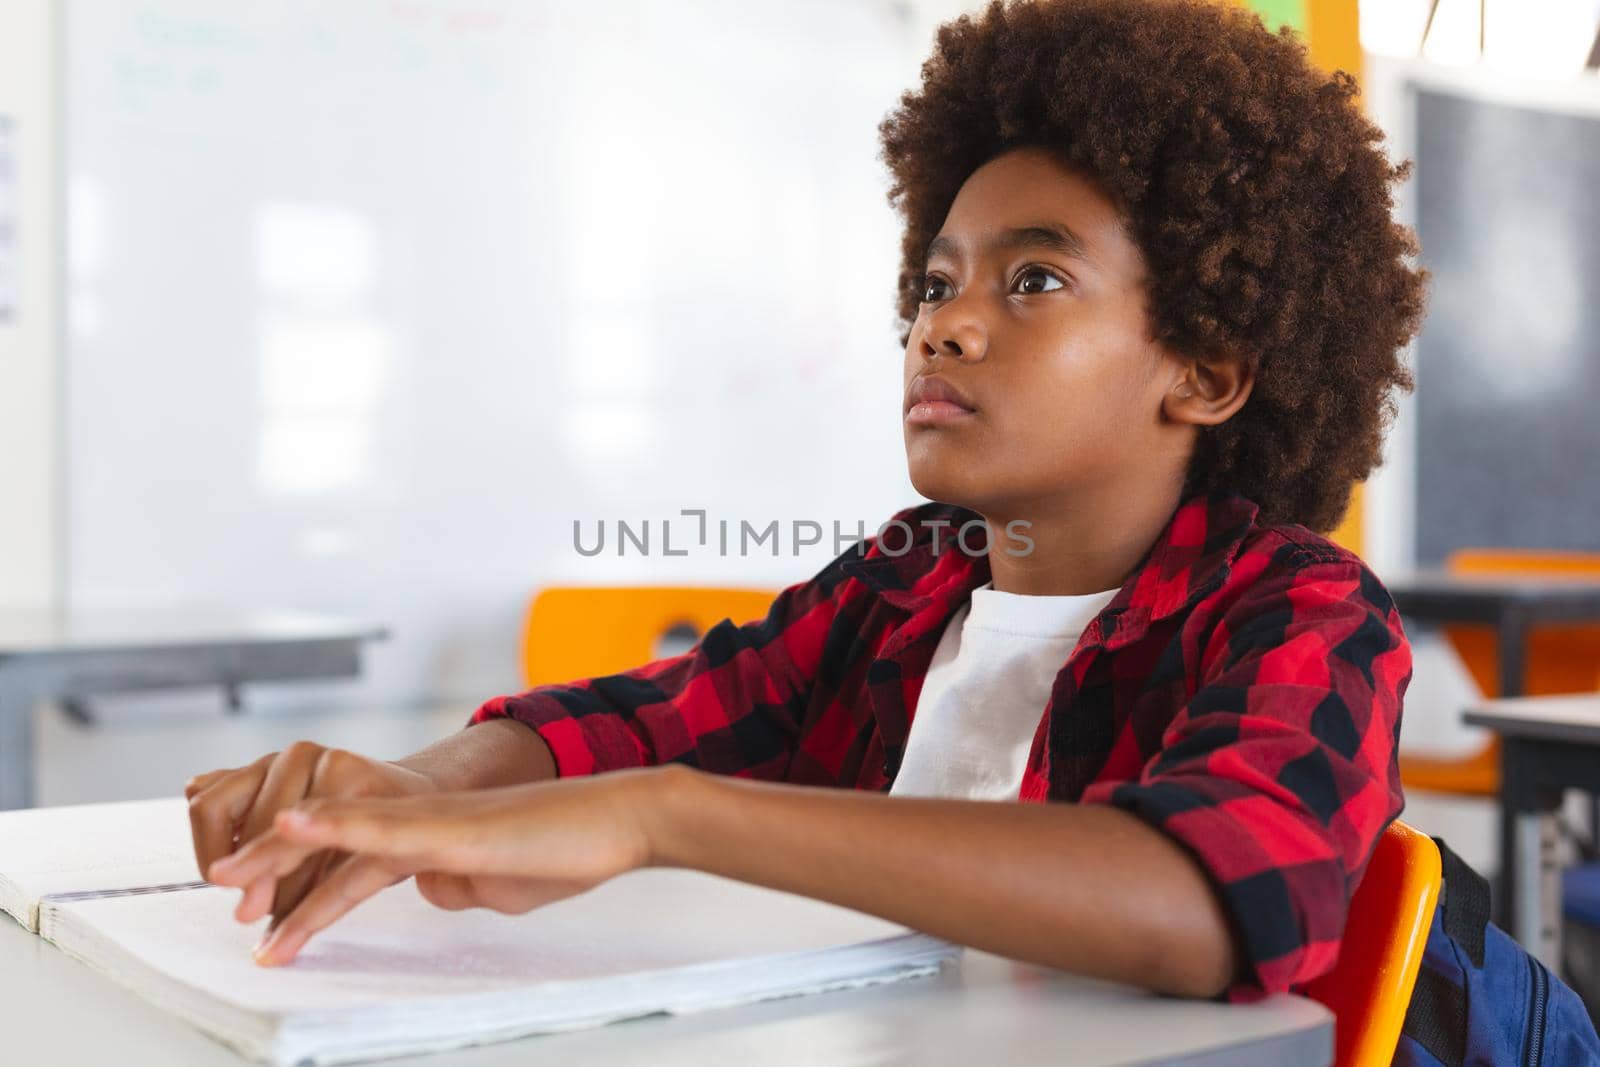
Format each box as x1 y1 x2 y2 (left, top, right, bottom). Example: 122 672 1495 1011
59 0 921 712
0 0 61 612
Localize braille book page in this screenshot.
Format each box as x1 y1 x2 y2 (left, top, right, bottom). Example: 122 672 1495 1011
0 796 199 932
39 867 958 1065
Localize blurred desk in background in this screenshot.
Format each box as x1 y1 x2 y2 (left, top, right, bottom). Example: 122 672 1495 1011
0 609 388 810
1464 695 1600 973
1387 571 1600 700
1387 570 1600 929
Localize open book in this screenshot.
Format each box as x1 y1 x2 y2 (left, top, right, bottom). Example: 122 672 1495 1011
2 798 958 1065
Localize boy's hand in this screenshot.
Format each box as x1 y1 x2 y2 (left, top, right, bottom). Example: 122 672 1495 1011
205 768 667 967
185 743 438 928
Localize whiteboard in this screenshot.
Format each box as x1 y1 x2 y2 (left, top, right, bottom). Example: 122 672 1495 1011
64 0 921 711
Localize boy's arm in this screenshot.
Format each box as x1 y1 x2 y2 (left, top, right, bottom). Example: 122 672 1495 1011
1078 553 1410 996
649 771 1242 997
392 717 557 789
469 546 853 779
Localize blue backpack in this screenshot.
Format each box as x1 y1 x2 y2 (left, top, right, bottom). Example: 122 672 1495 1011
1395 838 1600 1066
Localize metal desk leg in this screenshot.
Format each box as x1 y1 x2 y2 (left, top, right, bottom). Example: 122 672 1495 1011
1498 793 1516 927
0 689 34 810
1494 609 1530 927
1514 810 1564 969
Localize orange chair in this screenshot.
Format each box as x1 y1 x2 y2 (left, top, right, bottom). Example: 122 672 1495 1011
1401 550 1600 796
521 585 779 687
1306 819 1442 1067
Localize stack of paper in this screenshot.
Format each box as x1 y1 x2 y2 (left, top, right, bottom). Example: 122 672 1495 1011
2 798 958 1065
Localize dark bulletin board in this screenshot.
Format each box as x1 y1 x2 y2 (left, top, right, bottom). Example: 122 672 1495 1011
1414 86 1600 566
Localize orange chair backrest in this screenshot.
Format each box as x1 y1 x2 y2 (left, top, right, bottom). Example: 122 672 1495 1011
521 585 779 688
1306 819 1442 1067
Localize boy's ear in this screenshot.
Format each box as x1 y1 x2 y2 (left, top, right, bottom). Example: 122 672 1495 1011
1162 350 1254 427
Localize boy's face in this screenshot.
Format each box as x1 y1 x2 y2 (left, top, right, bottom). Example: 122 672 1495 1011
903 146 1195 520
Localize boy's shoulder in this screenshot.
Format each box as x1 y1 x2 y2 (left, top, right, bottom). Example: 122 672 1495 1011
1093 490 1396 630
1178 502 1408 683
1224 513 1398 616
1242 517 1368 570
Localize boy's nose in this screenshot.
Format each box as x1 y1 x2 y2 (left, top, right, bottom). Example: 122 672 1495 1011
920 312 987 363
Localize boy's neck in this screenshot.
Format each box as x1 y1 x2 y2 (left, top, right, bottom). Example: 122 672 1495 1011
982 480 1186 597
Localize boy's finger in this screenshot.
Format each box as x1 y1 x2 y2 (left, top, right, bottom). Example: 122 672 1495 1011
415 870 479 911
267 849 338 931
235 743 322 849
190 755 274 877
253 855 407 966
183 767 231 800
207 825 324 887
273 800 462 865
234 851 338 925
234 873 278 923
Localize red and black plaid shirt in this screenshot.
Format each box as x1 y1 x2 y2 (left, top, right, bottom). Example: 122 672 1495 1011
472 490 1409 998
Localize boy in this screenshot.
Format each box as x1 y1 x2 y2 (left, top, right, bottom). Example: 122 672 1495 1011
195 0 1428 1001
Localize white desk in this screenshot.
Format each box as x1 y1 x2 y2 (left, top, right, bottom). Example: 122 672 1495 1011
0 912 1331 1066
0 609 388 809
1464 693 1600 970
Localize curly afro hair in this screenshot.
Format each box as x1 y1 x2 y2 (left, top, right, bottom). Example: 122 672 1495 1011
877 0 1429 533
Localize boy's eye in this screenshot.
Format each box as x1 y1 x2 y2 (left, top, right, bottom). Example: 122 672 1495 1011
1014 266 1065 294
919 275 951 303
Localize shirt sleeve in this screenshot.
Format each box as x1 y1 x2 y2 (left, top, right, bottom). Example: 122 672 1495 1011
467 542 860 779
1080 551 1410 999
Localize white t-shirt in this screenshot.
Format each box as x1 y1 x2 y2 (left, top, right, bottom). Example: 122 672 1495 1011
888 579 1119 801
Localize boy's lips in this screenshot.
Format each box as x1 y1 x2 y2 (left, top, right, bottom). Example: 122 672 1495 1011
904 374 978 425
